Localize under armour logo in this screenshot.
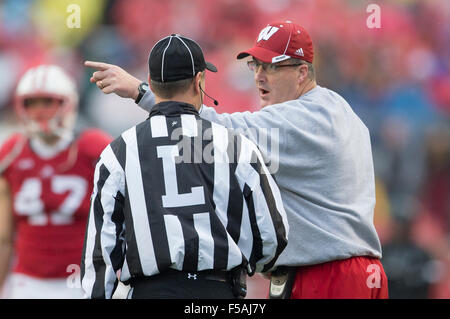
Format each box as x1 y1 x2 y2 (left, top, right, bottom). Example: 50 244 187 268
171 121 178 127
187 273 197 280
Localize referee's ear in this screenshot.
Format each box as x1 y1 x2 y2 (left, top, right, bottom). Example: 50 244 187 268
193 71 203 96
148 74 154 93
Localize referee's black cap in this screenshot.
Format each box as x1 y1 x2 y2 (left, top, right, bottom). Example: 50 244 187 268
149 34 217 83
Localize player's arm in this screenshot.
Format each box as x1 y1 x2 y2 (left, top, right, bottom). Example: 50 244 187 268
235 135 289 274
80 144 126 299
0 177 13 289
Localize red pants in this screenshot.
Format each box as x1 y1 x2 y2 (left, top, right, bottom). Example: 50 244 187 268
290 256 388 299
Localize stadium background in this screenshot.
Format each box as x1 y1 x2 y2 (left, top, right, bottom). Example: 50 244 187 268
0 0 448 298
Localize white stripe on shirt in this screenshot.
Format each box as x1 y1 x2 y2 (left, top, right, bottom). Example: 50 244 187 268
122 126 159 276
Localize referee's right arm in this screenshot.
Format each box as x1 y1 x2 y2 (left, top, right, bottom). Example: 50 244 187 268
80 143 126 299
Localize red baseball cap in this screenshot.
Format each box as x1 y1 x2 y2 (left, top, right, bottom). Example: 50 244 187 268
237 21 314 64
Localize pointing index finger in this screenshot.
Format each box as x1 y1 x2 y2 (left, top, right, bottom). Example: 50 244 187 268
84 61 111 71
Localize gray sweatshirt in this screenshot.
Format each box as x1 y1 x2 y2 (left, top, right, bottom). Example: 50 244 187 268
138 85 382 266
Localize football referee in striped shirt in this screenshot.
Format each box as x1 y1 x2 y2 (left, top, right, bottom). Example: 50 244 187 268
81 34 289 299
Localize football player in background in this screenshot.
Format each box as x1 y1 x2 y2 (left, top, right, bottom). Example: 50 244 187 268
0 65 112 298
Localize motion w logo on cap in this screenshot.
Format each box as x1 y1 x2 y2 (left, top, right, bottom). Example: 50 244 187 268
257 26 280 42
237 21 314 64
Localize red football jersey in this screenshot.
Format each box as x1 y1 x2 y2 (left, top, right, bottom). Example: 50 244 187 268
0 129 112 278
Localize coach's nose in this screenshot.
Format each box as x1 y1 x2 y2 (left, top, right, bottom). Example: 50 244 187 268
254 65 267 84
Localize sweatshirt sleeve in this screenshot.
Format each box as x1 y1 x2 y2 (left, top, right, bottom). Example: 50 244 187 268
136 89 156 113
137 89 284 174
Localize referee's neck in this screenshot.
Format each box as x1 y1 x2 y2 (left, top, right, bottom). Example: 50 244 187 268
154 95 201 111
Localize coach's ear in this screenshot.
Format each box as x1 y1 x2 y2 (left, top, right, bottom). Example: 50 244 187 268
297 63 309 84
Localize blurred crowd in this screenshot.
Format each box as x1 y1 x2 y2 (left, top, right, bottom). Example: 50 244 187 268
0 0 449 298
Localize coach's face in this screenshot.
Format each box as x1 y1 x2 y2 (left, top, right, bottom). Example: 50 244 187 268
252 58 307 108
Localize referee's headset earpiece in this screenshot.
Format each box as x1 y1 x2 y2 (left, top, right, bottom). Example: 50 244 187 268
197 70 219 106
198 84 219 106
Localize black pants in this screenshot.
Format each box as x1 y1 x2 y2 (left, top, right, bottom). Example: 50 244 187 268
129 269 236 299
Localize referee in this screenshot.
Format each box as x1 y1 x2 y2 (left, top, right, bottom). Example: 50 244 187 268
80 34 289 299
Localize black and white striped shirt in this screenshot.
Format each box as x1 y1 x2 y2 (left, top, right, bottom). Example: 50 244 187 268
81 101 289 299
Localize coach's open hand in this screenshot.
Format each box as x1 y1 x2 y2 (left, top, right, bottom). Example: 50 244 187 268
85 61 141 100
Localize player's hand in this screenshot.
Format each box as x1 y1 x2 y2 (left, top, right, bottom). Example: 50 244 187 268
85 61 142 100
